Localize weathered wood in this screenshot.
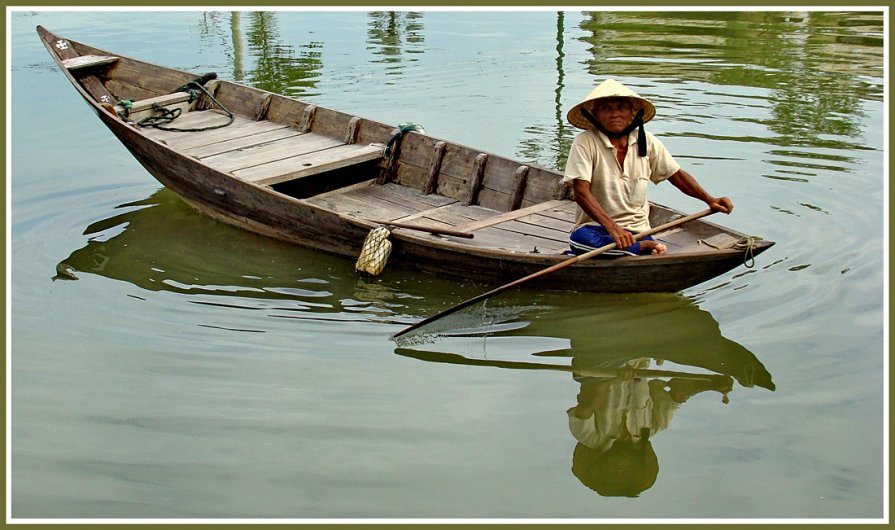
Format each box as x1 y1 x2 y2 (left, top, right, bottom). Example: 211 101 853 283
40 33 117 105
105 79 157 103
345 116 362 144
128 101 192 124
299 104 317 132
424 141 447 195
357 181 456 211
455 199 566 232
233 143 385 186
255 94 273 121
699 233 740 250
125 92 192 113
62 54 118 70
115 92 193 123
552 171 573 200
308 184 467 236
366 219 474 238
450 225 567 254
184 127 304 159
200 132 344 171
465 153 489 206
92 54 192 98
377 129 402 185
392 202 462 223
310 191 416 222
136 108 232 134
142 112 287 149
194 80 222 111
308 181 430 208
509 165 530 211
418 203 491 229
482 218 569 245
39 25 774 295
211 81 271 117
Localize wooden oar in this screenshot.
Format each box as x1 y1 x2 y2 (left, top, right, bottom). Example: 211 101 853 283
391 209 715 339
367 219 474 239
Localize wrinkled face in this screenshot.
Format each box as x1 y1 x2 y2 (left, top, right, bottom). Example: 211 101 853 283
594 97 635 134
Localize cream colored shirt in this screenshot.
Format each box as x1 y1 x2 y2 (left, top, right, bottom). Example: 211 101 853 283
563 129 681 232
567 359 678 452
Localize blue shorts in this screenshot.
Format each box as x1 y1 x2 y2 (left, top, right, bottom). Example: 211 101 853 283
569 225 653 256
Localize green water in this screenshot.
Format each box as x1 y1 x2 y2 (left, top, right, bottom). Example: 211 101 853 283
9 9 886 520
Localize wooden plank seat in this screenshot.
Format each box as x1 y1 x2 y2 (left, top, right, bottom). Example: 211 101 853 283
229 141 384 186
39 32 117 105
115 91 194 123
62 54 118 71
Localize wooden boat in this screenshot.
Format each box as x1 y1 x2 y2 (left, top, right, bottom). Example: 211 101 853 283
39 26 773 293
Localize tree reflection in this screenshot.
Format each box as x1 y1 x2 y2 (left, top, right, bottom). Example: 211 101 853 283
197 11 323 97
366 11 424 79
575 10 883 149
244 11 322 97
517 12 579 170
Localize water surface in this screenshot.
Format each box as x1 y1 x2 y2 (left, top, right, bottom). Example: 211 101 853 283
9 9 886 520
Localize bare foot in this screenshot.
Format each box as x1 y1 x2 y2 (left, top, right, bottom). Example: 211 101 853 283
640 241 667 255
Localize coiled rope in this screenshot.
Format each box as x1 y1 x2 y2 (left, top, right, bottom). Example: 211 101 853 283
117 73 234 132
733 236 759 268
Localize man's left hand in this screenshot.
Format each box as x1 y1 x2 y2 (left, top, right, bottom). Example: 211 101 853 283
708 196 733 214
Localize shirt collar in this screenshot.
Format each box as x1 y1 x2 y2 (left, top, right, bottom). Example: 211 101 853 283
594 129 638 148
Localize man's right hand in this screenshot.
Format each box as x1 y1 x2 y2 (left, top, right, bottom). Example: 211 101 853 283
607 222 635 250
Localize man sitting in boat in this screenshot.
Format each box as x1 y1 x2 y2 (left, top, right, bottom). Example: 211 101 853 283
563 79 734 256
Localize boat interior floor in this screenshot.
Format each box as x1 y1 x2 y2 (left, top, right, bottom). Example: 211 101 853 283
309 181 579 255
140 109 384 187
306 182 712 256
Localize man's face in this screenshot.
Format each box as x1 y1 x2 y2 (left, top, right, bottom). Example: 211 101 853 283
594 98 634 134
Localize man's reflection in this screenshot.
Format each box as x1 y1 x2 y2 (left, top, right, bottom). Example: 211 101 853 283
567 358 733 497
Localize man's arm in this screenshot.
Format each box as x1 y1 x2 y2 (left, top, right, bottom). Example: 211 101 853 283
571 179 636 249
667 169 733 214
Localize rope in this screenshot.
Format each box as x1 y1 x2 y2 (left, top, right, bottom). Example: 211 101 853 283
733 236 759 268
384 123 426 156
136 103 184 128
138 79 234 132
115 99 132 121
117 73 234 132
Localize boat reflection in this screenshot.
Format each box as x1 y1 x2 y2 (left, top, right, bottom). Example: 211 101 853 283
52 187 500 324
395 297 774 497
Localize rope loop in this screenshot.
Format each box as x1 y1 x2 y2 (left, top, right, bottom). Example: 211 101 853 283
733 236 759 268
137 102 183 128
116 99 133 120
137 73 234 133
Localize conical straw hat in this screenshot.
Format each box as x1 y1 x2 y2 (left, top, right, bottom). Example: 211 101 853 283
567 79 656 130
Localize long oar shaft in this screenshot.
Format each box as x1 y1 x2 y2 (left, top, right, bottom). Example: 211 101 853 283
367 219 474 239
392 209 714 339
